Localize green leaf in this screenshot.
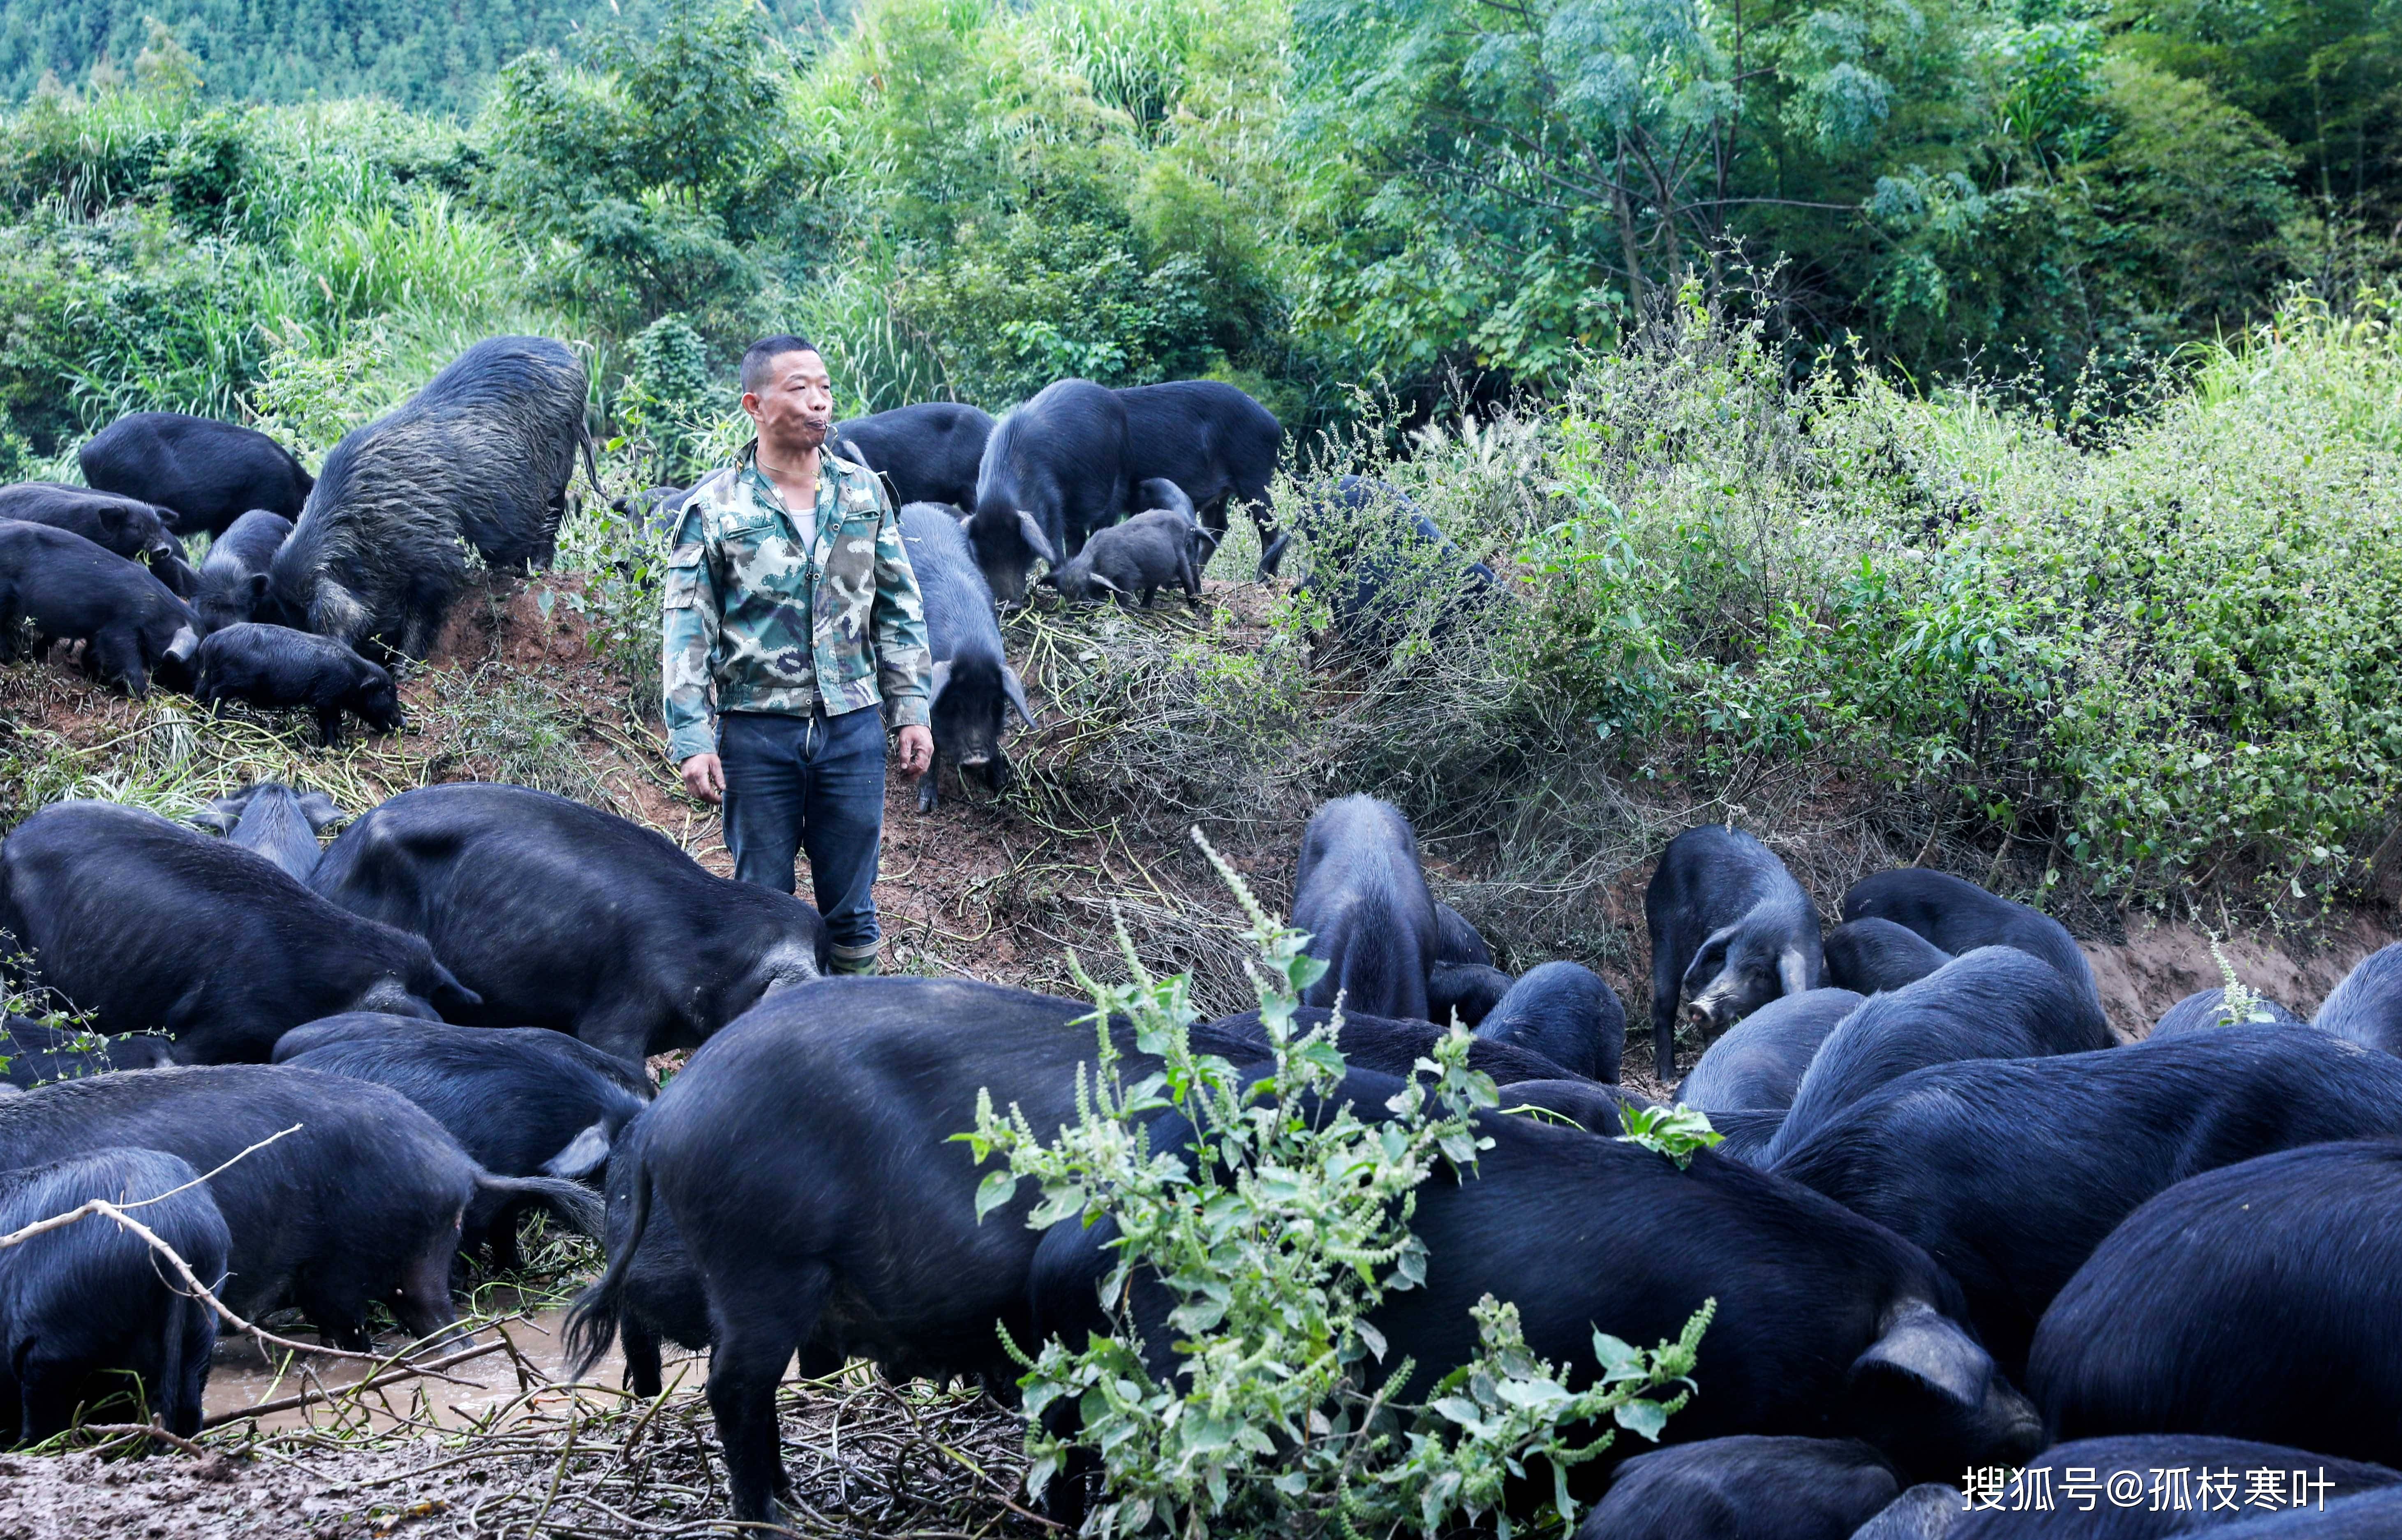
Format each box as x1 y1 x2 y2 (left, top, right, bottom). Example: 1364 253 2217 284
1615 1397 1671 1441
972 1169 1018 1223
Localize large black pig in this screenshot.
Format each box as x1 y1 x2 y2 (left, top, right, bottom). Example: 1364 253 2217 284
1772 1025 2402 1377
0 800 477 1063
79 411 314 535
2030 1140 2402 1468
309 782 828 1063
0 1066 598 1350
271 336 594 659
574 979 2039 1529
1114 379 1282 569
964 379 1128 603
831 402 994 511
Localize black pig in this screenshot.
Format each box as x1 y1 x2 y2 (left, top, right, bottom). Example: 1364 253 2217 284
1475 960 1625 1082
1047 509 1210 606
2314 943 2402 1055
80 411 314 535
1646 825 1823 1079
832 402 994 511
0 521 199 695
1677 988 1864 1117
1290 796 1442 1022
898 502 1033 812
0 800 478 1064
1427 960 1513 1027
1 1015 177 1088
1764 947 2107 1164
270 336 594 659
2030 1141 2402 1468
1840 869 2106 1044
1822 918 1952 997
187 781 344 882
577 980 2037 1529
275 1013 651 1266
966 379 1128 604
1573 1437 1901 1540
191 622 400 742
1116 380 1282 570
0 482 191 592
0 1066 597 1351
1771 1025 2402 1377
189 508 293 633
310 782 828 1063
2148 985 2305 1038
0 1147 229 1442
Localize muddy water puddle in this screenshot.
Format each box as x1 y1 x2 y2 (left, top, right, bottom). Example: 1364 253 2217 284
201 1302 710 1432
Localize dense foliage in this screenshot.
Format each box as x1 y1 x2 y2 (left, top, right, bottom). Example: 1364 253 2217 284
0 0 2393 913
1 0 2391 462
965 843 1711 1535
0 2 839 114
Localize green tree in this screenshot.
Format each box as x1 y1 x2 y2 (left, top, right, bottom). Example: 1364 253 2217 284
480 0 824 335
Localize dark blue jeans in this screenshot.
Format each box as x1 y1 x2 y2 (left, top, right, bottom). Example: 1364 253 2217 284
718 707 887 969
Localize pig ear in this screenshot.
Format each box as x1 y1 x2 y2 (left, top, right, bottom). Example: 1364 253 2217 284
1779 947 1815 997
927 659 953 705
1001 667 1035 729
541 1121 616 1181
1014 510 1055 565
1847 1299 1992 1411
297 791 345 833
187 806 238 835
1681 927 1735 995
432 977 483 1017
245 571 270 603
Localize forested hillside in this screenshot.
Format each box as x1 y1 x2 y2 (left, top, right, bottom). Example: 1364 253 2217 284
0 0 2397 922
0 0 841 112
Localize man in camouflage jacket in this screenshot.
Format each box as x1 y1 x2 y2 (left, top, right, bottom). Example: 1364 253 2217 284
662 334 934 974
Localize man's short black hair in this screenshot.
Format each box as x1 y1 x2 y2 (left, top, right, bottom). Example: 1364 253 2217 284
741 334 820 395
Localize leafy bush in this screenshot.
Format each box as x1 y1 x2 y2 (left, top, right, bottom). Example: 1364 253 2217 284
895 216 1218 403
614 312 722 484
964 838 1709 1535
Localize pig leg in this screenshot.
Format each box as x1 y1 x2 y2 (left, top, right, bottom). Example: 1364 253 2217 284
390 1232 471 1352
88 626 148 697
707 1258 832 1524
622 1318 666 1399
16 1351 91 1444
1651 927 1683 1081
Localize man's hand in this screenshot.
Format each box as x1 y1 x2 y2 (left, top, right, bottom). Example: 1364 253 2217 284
680 752 726 804
895 724 934 778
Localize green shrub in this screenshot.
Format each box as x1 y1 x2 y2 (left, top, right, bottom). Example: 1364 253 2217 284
894 215 1218 403
963 838 1709 1535
614 312 723 483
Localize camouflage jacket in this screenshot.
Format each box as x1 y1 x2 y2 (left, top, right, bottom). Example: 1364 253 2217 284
661 443 932 762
